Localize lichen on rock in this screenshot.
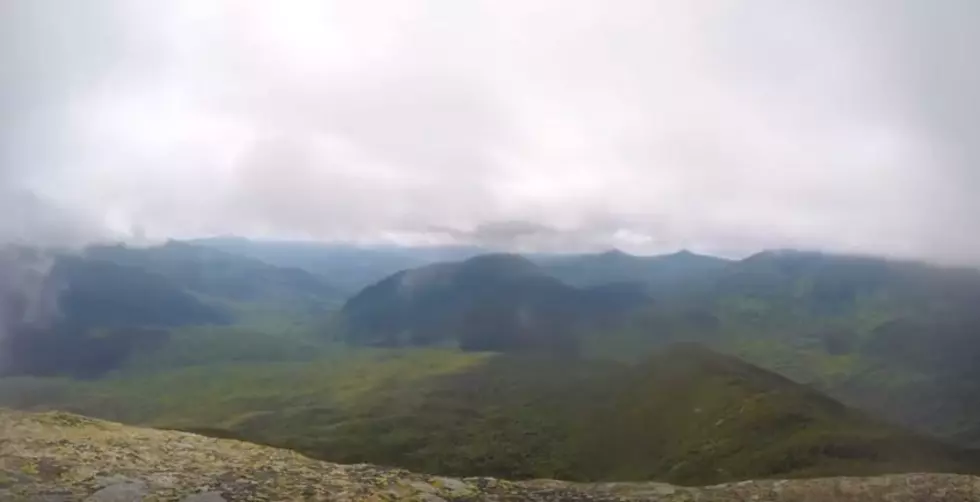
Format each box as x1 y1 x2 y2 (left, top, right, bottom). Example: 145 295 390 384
2 408 979 501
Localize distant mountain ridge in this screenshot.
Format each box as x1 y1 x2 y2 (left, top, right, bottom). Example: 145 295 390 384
85 241 339 305
192 236 486 293
192 236 738 295
535 248 731 292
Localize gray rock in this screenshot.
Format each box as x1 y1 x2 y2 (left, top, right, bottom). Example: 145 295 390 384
32 494 75 502
432 476 472 495
92 475 141 489
407 481 439 493
8 409 980 502
84 480 148 502
181 492 227 502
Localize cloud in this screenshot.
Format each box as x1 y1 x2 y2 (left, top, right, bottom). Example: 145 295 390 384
1 0 978 264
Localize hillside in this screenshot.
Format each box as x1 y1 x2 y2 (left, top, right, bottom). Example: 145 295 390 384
1 345 974 486
297 344 975 485
4 409 978 501
583 249 980 445
0 251 229 378
341 253 647 353
53 255 229 328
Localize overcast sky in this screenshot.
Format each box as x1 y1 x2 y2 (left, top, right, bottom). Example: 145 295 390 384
1 0 978 263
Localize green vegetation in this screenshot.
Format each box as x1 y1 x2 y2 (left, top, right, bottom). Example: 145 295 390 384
0 342 973 485
112 326 337 372
576 250 980 445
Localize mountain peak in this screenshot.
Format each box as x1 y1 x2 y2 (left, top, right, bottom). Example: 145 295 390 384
597 248 634 260
661 249 725 261
342 252 591 351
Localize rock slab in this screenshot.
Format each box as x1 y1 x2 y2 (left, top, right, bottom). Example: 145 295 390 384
2 409 980 501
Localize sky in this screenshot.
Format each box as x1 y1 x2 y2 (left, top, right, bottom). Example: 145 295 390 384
1 0 978 263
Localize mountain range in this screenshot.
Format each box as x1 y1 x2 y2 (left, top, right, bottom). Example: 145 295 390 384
536 248 730 293
191 236 485 294
2 238 980 485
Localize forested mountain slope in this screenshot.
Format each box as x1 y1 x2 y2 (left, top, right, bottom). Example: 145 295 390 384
583 250 980 445
1 345 974 485
0 249 228 377
341 253 648 352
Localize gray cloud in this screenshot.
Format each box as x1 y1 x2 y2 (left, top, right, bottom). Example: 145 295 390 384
837 0 980 263
1 0 979 264
0 1 125 248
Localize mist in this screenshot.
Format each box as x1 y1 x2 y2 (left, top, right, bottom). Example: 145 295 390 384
0 247 61 370
1 0 979 265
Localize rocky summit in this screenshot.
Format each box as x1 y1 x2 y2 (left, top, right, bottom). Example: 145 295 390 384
0 409 978 501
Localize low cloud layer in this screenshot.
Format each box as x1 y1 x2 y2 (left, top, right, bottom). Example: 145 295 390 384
1 0 978 263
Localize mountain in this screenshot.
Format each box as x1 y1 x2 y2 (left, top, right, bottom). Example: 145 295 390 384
341 253 648 353
5 409 977 502
707 249 980 318
585 249 980 446
85 241 340 306
307 344 975 484
2 345 974 485
192 236 486 293
0 241 357 378
0 251 228 378
537 249 730 293
52 255 229 328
